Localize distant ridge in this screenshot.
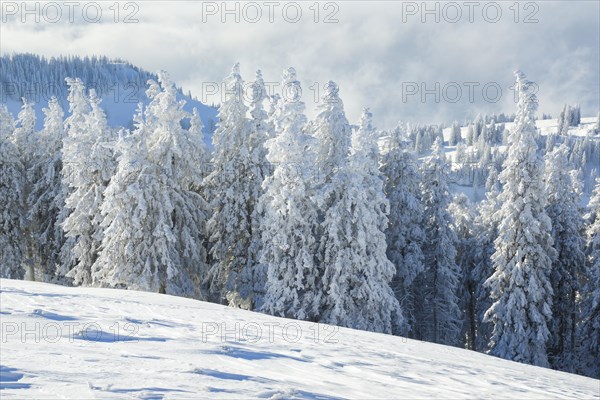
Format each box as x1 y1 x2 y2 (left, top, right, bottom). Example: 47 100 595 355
0 53 218 135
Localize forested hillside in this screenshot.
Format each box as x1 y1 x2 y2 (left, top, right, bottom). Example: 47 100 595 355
1 56 599 379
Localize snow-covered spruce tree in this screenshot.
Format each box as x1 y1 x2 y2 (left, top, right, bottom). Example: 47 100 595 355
382 124 425 336
544 144 585 372
472 166 502 352
95 73 209 297
205 63 258 305
436 125 444 144
62 89 115 286
311 80 351 316
13 99 36 158
466 124 475 146
449 193 478 349
569 136 588 170
183 108 212 292
13 99 37 280
92 130 159 290
449 121 462 146
413 137 462 345
312 81 352 184
545 132 557 155
0 105 24 279
473 114 484 144
577 178 600 378
414 128 431 155
266 93 281 136
238 70 271 310
58 78 91 281
486 118 499 145
144 72 209 296
28 97 66 279
484 71 556 367
557 105 570 137
555 114 567 138
0 104 15 134
187 108 211 190
260 67 321 320
319 107 402 333
455 142 467 164
476 126 492 159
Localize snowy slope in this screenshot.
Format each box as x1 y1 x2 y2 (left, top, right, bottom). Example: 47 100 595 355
438 117 600 203
441 117 599 143
379 117 598 165
1 54 218 139
1 280 598 399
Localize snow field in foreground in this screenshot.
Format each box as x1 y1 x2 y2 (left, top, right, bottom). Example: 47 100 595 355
0 279 598 399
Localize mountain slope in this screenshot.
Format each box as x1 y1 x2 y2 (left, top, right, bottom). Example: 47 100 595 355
0 279 598 399
0 54 218 135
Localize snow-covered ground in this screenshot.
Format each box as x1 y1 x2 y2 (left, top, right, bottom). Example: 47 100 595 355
438 116 600 203
1 280 598 399
441 117 599 143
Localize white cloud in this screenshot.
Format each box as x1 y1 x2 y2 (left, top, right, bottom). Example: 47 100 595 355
1 0 598 128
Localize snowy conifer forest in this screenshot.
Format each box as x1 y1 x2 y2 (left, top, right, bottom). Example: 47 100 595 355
1 51 599 385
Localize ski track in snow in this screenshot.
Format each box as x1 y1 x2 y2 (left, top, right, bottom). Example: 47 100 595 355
0 279 598 399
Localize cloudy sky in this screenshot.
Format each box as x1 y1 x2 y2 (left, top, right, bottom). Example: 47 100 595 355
1 1 599 128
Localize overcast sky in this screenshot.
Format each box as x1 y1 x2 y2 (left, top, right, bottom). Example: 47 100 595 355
1 1 599 128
